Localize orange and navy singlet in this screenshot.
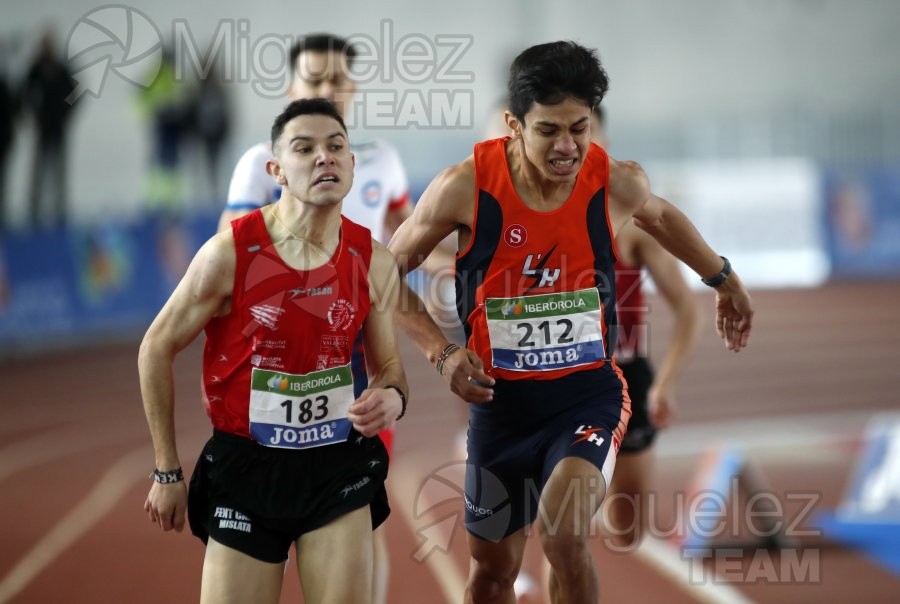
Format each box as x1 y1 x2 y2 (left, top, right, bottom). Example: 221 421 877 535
457 138 619 381
458 140 634 540
201 210 372 448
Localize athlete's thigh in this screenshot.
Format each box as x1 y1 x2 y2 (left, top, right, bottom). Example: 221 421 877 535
538 412 622 533
465 426 541 541
296 505 374 604
538 457 608 537
200 537 285 604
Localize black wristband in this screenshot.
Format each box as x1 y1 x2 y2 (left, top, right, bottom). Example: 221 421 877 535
151 467 184 484
701 256 732 288
384 385 408 420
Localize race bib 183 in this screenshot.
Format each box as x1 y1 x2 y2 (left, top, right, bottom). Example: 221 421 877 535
486 288 606 372
249 364 354 449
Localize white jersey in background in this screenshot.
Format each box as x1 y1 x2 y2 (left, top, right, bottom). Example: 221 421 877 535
225 138 410 244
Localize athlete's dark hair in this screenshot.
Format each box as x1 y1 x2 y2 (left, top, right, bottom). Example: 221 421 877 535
508 41 609 123
289 33 357 71
271 98 347 149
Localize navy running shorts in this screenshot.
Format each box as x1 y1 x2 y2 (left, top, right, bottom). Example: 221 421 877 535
464 364 630 541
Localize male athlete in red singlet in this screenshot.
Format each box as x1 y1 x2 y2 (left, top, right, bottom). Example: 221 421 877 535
388 41 753 603
139 99 407 604
217 35 435 603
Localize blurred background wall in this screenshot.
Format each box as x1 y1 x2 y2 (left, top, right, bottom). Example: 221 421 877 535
1 0 899 351
3 0 899 216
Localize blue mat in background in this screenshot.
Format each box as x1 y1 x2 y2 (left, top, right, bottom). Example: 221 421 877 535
815 512 900 576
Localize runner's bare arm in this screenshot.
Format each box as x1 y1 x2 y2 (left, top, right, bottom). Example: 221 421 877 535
349 242 408 435
388 159 495 402
607 159 723 276
385 191 457 273
634 193 753 352
608 159 753 352
138 232 235 531
389 161 472 275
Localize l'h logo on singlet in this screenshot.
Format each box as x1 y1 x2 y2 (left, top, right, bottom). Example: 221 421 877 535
522 245 560 291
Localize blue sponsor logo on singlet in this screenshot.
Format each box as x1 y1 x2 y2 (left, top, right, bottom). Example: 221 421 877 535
361 180 382 208
493 343 605 371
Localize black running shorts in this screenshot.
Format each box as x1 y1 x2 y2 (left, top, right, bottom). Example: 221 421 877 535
188 429 389 563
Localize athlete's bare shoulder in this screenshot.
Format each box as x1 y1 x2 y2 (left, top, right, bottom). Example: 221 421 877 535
178 227 236 307
204 228 237 277
607 155 651 221
418 154 476 225
609 157 649 201
436 155 476 200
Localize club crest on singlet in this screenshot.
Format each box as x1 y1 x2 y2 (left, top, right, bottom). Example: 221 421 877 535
327 300 356 331
504 224 528 248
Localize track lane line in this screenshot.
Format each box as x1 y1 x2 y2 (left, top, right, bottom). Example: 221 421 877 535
0 444 152 603
0 419 146 480
388 454 468 603
0 427 206 603
634 537 755 604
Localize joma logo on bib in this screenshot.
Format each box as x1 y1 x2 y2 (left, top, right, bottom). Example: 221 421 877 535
269 423 335 446
513 347 581 369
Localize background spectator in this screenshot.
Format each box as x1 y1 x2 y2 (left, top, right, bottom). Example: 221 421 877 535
22 28 76 227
